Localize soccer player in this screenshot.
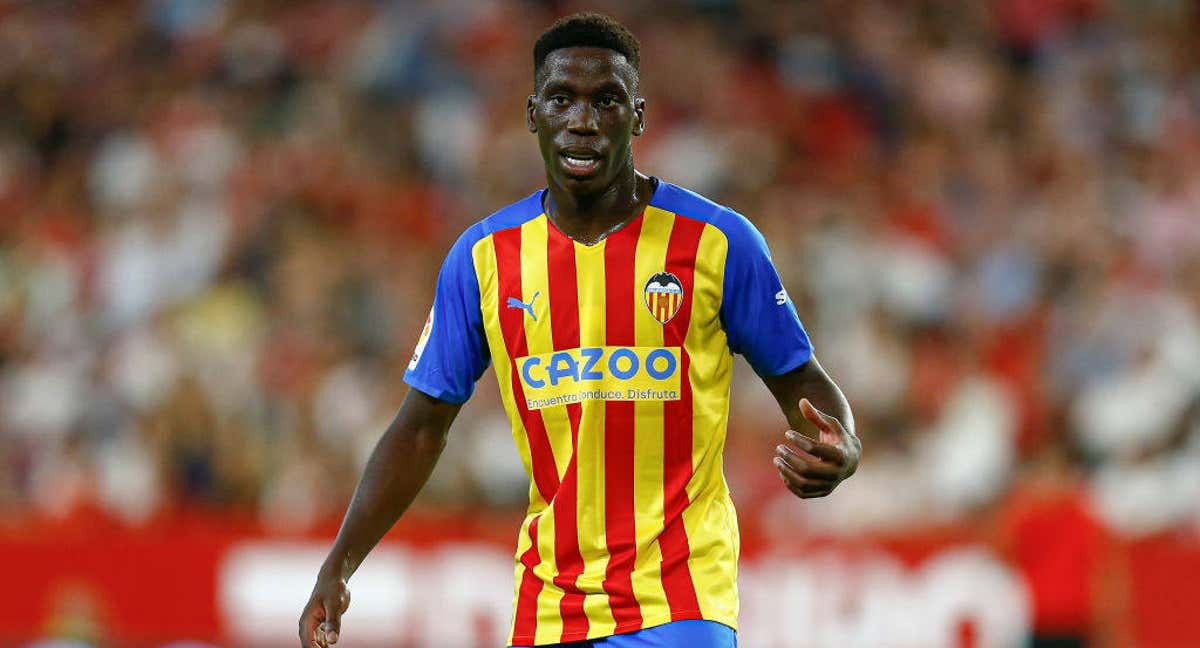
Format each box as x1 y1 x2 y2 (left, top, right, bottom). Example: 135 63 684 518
299 12 860 648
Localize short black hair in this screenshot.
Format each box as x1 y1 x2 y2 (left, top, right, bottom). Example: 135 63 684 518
533 12 640 83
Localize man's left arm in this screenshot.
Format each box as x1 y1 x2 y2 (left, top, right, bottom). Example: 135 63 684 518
761 356 861 499
711 208 860 498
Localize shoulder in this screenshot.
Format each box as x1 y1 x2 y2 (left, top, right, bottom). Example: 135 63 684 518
649 180 769 253
445 189 546 261
469 190 545 242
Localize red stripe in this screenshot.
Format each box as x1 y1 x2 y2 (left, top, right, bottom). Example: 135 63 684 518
513 516 545 641
658 215 704 617
545 227 589 641
493 226 559 640
493 227 560 502
601 216 644 632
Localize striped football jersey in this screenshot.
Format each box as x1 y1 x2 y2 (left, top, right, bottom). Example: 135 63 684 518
404 179 813 646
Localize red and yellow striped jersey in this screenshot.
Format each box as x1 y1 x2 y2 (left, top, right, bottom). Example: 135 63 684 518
405 180 812 646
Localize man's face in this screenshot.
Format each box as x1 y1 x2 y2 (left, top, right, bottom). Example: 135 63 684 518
528 47 645 197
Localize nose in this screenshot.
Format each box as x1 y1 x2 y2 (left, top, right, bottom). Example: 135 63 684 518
566 99 599 134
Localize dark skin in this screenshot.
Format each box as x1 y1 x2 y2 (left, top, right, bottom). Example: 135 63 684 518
527 47 651 244
298 46 860 648
763 357 860 499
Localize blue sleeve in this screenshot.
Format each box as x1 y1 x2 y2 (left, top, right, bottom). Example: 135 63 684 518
403 229 490 404
717 210 813 377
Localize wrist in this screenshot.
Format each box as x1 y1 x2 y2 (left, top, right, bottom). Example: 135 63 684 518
319 550 356 581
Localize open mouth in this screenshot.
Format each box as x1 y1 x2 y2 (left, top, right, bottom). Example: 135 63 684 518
560 151 602 176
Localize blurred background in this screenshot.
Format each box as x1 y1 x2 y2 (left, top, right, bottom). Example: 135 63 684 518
2 0 1199 646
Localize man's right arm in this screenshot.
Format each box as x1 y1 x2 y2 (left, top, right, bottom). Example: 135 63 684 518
298 387 462 648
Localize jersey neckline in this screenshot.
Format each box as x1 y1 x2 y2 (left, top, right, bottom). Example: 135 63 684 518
539 176 665 248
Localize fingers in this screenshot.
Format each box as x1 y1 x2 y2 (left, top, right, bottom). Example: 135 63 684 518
773 456 834 498
299 600 325 648
775 416 847 500
785 429 846 465
776 442 841 480
299 585 350 648
799 399 849 447
777 444 835 477
775 400 854 499
321 588 350 645
799 398 832 432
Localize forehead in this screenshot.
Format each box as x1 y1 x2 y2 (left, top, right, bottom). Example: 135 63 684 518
537 47 637 91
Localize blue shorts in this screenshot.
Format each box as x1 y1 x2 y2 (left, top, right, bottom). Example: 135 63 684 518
511 620 737 648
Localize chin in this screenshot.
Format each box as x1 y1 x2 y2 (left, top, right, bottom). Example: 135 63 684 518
557 173 613 196
549 175 592 192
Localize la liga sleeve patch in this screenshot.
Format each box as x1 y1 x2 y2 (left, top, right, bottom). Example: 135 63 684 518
407 306 434 371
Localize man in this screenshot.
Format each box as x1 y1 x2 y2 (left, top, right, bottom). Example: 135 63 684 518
299 12 860 648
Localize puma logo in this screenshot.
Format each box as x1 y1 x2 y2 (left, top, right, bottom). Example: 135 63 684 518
506 291 541 322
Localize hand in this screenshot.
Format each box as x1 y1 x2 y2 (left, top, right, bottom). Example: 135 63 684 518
298 568 351 648
773 398 859 499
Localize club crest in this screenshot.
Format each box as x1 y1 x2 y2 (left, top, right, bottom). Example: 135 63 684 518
643 271 684 324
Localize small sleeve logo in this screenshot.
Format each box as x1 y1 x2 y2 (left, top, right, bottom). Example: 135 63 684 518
408 306 434 371
643 271 684 324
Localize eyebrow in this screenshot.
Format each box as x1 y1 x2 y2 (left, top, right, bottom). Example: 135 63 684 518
540 79 631 98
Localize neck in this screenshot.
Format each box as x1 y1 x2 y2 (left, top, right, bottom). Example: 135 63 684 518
544 166 654 245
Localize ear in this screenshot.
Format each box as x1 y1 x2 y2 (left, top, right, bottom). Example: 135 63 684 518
527 95 537 133
632 96 646 136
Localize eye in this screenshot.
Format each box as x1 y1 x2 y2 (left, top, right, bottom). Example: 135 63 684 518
550 95 569 106
597 96 617 107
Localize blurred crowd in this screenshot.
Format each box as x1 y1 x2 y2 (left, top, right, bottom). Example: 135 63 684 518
2 0 1199 594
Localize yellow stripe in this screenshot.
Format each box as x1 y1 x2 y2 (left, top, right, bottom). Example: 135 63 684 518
679 223 738 625
474 235 539 641
573 241 616 636
509 512 538 640
518 215 567 644
628 206 674 616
